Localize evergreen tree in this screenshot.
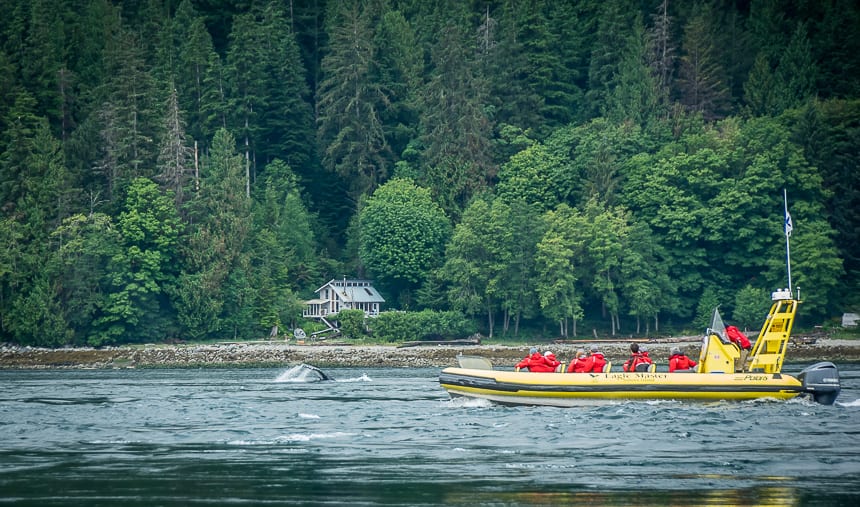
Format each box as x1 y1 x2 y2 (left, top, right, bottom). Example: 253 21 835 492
608 13 659 126
646 0 676 118
155 85 196 209
772 23 817 113
255 1 315 174
225 2 315 189
677 6 731 121
174 1 224 145
418 21 494 216
176 128 252 339
373 9 422 165
744 52 778 116
791 99 860 308
585 0 637 119
20 0 65 125
316 0 390 204
94 27 160 201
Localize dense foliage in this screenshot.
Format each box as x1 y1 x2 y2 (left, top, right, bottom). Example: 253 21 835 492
1 0 858 346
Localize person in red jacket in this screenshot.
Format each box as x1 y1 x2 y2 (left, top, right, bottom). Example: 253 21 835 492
623 343 653 372
516 347 541 371
567 349 589 373
516 348 555 372
668 347 697 372
725 325 752 349
582 345 607 373
543 351 562 372
725 325 752 371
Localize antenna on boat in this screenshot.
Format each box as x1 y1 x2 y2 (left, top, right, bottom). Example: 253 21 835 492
783 189 793 295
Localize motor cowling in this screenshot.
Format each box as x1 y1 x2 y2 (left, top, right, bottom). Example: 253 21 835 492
798 361 840 405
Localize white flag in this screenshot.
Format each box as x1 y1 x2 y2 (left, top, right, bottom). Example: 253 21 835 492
785 211 793 237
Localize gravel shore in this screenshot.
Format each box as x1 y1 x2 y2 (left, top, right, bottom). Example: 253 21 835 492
2 338 859 369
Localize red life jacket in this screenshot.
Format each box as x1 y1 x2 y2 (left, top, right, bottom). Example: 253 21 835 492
623 352 652 372
587 353 607 373
669 354 697 372
516 352 543 370
567 357 589 373
543 353 561 372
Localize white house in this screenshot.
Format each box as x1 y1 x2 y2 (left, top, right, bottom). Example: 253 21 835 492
303 279 385 319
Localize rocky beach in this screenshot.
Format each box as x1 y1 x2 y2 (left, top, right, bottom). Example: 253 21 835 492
2 338 859 369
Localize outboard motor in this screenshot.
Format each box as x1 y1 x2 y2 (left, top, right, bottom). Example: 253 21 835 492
798 362 840 405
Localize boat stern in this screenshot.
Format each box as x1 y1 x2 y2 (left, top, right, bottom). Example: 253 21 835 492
798 361 841 405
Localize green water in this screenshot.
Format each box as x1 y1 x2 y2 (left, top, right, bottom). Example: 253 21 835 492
1 365 858 506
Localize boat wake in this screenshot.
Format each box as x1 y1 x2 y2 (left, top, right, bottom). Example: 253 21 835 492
335 373 372 383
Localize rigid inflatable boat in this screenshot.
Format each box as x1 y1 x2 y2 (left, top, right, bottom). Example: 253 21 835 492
439 289 841 406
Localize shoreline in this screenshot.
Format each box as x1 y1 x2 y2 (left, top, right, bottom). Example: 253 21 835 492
2 338 859 369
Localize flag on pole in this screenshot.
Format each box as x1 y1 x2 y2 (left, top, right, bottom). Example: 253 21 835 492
784 209 793 237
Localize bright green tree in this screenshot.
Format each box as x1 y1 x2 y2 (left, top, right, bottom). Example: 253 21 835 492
94 178 181 344
535 204 586 337
359 178 450 308
441 197 505 336
49 213 121 345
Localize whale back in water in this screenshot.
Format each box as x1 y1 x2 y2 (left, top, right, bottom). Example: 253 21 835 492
276 364 333 382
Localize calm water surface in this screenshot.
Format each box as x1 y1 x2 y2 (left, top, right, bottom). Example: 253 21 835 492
1 363 859 506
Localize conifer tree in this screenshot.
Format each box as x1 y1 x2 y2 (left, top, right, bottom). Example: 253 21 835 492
773 23 817 112
586 0 637 119
176 129 252 339
95 27 160 201
677 7 731 120
646 0 676 118
608 13 659 126
418 21 494 216
373 9 422 165
156 85 195 209
317 0 390 204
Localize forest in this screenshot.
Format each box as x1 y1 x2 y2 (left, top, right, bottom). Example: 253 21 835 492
1 0 858 346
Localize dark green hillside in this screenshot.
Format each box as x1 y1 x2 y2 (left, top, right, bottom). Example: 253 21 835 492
1 0 858 346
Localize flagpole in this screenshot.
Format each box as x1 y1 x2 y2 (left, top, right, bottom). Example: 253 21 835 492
784 189 792 294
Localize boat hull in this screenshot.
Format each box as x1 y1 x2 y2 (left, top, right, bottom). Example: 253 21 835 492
439 367 806 407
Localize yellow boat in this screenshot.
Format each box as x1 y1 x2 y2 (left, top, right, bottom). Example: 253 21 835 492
439 289 841 406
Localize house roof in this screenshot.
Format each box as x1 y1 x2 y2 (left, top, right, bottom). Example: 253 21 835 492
339 285 385 303
313 279 385 303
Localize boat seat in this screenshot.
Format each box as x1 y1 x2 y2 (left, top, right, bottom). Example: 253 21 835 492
555 363 565 373
602 362 612 373
634 363 653 372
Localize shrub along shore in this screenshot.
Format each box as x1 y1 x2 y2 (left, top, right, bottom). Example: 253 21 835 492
1 339 859 369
